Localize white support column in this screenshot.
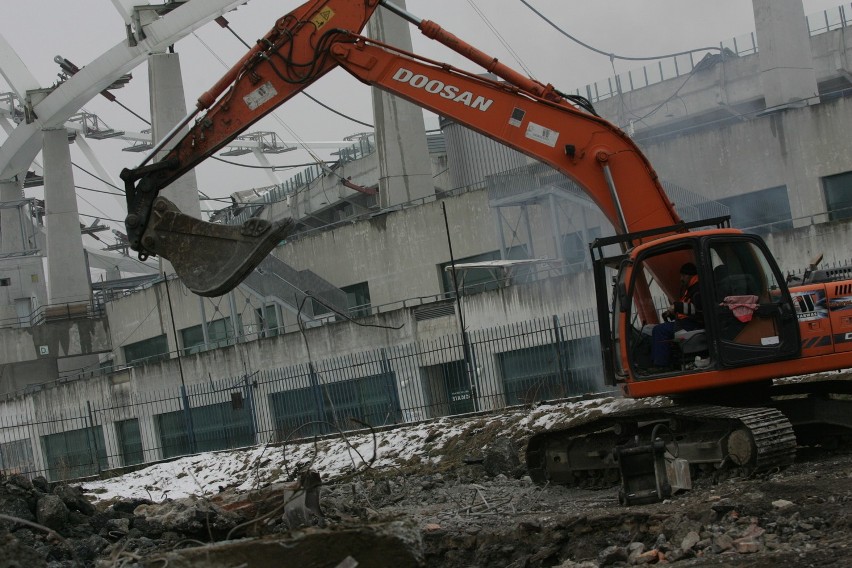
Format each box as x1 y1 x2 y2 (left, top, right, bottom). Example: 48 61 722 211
0 178 24 323
101 421 123 470
0 176 47 324
367 1 433 208
43 128 91 305
138 413 163 464
148 52 202 276
251 384 273 446
753 0 820 108
0 178 24 254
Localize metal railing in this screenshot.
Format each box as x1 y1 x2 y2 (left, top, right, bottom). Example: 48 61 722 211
0 309 606 481
221 134 377 227
0 299 104 329
243 254 348 316
807 3 851 34
572 3 851 105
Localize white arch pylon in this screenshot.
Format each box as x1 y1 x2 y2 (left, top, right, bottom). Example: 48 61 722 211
0 0 246 182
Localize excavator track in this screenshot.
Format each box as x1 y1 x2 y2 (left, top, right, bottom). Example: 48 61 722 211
526 404 797 487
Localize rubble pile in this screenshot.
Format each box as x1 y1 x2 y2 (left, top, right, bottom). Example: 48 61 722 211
0 412 850 567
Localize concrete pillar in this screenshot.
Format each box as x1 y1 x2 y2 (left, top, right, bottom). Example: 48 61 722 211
0 179 24 323
101 421 123 470
138 413 163 464
148 52 202 275
0 178 24 254
753 0 820 108
43 128 91 305
0 256 46 327
250 379 274 446
367 2 433 208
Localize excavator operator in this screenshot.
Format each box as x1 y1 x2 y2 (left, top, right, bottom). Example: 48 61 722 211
651 262 703 370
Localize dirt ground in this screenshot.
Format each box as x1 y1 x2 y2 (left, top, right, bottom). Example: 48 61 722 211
3 395 852 567
309 424 852 567
185 395 852 567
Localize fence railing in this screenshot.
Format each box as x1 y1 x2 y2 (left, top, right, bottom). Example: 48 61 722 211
0 309 608 482
0 299 104 329
221 135 377 227
572 3 850 105
807 3 851 34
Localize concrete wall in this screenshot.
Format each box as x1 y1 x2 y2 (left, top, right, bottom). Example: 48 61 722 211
594 25 851 134
635 96 852 227
289 154 381 219
0 317 111 394
0 358 58 395
9 11 852 404
0 256 47 326
761 219 852 269
77 267 594 393
810 24 852 80
275 189 500 306
0 272 597 476
0 369 149 476
597 49 765 133
105 279 266 366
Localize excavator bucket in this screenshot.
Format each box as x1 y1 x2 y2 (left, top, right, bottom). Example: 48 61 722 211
140 197 294 297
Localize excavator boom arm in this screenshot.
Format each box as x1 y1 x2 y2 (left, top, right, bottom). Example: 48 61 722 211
121 0 680 297
119 0 382 295
329 36 678 236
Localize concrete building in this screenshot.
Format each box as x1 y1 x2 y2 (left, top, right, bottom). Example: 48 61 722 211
2 0 852 478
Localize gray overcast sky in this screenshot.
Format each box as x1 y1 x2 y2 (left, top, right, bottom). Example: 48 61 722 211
0 0 845 242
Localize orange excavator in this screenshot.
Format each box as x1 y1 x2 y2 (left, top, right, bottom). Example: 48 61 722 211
120 0 852 502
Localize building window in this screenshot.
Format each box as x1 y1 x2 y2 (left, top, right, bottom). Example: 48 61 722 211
41 426 108 481
418 360 474 417
439 246 529 296
823 172 852 221
181 318 236 355
500 336 602 405
342 282 371 318
156 400 255 459
0 278 10 286
255 305 280 338
0 439 35 476
115 418 144 467
441 251 500 296
717 186 792 233
561 227 601 272
123 334 169 364
311 298 334 318
270 372 400 439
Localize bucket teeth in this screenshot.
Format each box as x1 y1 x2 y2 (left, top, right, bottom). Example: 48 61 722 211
140 197 294 297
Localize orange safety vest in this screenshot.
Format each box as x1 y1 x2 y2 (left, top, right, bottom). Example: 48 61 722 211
676 274 700 320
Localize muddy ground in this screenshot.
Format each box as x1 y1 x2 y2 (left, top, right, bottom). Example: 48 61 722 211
1 396 851 567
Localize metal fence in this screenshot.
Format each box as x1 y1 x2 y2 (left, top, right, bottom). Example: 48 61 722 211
573 3 851 105
0 298 105 329
807 3 852 34
223 135 377 227
0 308 606 482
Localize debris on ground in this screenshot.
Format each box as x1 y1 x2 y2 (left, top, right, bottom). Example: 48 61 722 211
0 397 850 566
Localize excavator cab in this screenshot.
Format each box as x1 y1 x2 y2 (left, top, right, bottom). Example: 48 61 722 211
592 219 801 398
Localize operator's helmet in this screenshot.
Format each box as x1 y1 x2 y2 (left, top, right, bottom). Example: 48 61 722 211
680 262 698 276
